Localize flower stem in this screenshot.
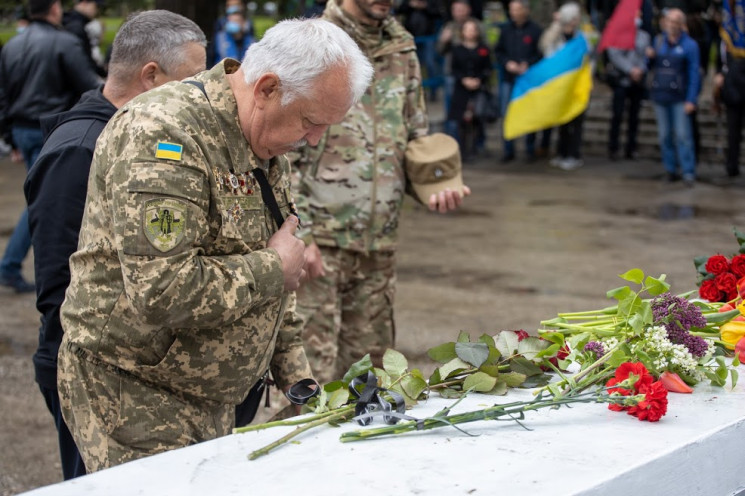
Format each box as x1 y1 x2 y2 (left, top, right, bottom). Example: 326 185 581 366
233 407 344 434
247 405 356 460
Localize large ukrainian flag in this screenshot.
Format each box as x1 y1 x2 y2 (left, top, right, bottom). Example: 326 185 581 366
503 35 592 140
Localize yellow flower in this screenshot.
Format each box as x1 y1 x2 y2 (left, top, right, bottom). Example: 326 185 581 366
720 320 745 350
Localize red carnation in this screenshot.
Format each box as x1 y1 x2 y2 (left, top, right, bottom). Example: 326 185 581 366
605 362 667 422
699 279 723 302
705 254 731 275
478 47 489 57
732 255 745 278
628 381 668 422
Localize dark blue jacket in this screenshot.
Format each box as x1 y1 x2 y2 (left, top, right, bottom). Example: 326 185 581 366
649 31 700 105
24 87 116 390
494 19 543 83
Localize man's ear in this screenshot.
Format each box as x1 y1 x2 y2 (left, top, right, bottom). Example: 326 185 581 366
140 62 162 91
252 73 281 108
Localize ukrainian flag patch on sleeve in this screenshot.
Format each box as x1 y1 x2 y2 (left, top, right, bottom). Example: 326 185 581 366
155 141 183 161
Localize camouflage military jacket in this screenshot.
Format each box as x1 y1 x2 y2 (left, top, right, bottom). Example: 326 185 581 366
60 60 311 405
290 0 429 253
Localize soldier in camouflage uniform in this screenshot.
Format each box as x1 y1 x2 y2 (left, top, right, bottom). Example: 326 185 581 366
291 0 470 384
57 18 373 472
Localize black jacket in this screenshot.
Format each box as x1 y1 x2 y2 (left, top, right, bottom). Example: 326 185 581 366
63 10 106 77
494 19 543 83
24 87 116 390
0 20 99 136
721 52 745 106
448 43 493 122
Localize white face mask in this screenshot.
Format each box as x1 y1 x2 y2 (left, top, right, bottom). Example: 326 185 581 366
635 18 642 28
16 26 26 34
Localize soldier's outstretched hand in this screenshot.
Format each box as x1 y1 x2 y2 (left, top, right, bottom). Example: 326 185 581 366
428 185 472 213
267 215 306 291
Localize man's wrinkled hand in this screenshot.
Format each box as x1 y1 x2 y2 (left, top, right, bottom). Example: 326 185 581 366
428 185 472 213
267 215 306 291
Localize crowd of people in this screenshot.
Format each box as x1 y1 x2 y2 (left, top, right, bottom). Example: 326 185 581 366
394 0 740 185
0 0 742 488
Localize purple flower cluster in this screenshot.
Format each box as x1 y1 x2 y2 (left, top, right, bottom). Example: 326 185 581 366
651 293 709 358
583 341 605 360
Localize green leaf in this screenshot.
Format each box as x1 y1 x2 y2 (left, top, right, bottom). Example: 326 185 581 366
693 255 710 274
478 364 501 377
539 332 565 346
455 341 490 368
606 285 632 301
327 388 350 410
428 367 443 386
375 368 392 389
535 343 560 359
484 346 502 365
401 375 428 400
487 381 508 395
517 337 550 360
494 330 520 357
388 385 417 407
705 308 740 323
645 274 670 296
734 226 745 253
382 349 408 377
322 380 344 393
510 357 543 377
457 331 471 343
500 371 527 387
628 313 646 334
439 387 464 399
438 357 470 379
618 293 642 318
520 373 552 388
478 333 496 348
427 342 457 363
313 388 329 413
410 368 425 380
342 354 374 384
619 268 644 284
463 371 498 392
730 368 739 388
605 348 630 368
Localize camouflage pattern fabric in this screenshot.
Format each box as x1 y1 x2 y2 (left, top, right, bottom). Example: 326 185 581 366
297 247 396 384
58 59 311 470
290 0 429 254
290 0 428 383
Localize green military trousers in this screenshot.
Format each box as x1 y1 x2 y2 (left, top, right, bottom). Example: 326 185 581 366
58 342 233 472
296 246 396 384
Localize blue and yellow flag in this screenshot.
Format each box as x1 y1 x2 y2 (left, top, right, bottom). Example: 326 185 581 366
503 35 592 140
154 141 183 161
721 0 745 58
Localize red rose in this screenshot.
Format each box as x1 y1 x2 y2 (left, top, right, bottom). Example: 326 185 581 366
705 254 731 275
478 47 489 57
699 279 723 302
732 255 745 278
513 330 529 341
715 272 737 294
738 277 745 300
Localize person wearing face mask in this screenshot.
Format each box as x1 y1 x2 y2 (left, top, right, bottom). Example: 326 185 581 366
214 5 255 61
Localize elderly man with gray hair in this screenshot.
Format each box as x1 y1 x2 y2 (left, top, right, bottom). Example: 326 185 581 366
24 10 207 480
55 17 373 472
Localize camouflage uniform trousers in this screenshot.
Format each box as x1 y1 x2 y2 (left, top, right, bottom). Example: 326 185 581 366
58 342 233 472
296 246 396 384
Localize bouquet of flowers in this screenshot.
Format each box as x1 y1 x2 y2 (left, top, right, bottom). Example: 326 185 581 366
695 228 745 303
538 268 741 395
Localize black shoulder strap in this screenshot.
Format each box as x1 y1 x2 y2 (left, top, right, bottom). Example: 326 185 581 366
183 80 208 100
184 79 285 229
252 167 285 228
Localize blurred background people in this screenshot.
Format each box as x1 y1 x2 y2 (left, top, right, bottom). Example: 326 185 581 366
648 8 700 185
214 4 254 61
447 18 492 160
495 0 543 162
63 0 107 77
605 9 651 161
398 0 444 101
0 0 99 293
541 2 586 170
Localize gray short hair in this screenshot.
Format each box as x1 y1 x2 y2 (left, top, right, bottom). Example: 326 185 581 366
108 10 207 81
241 18 373 106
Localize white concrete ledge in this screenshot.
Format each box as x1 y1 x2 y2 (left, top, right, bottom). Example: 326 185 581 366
22 380 745 496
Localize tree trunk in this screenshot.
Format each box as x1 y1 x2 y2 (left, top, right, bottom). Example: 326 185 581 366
154 0 220 47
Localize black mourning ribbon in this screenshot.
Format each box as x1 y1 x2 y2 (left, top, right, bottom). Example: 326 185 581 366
349 371 407 426
286 378 321 405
